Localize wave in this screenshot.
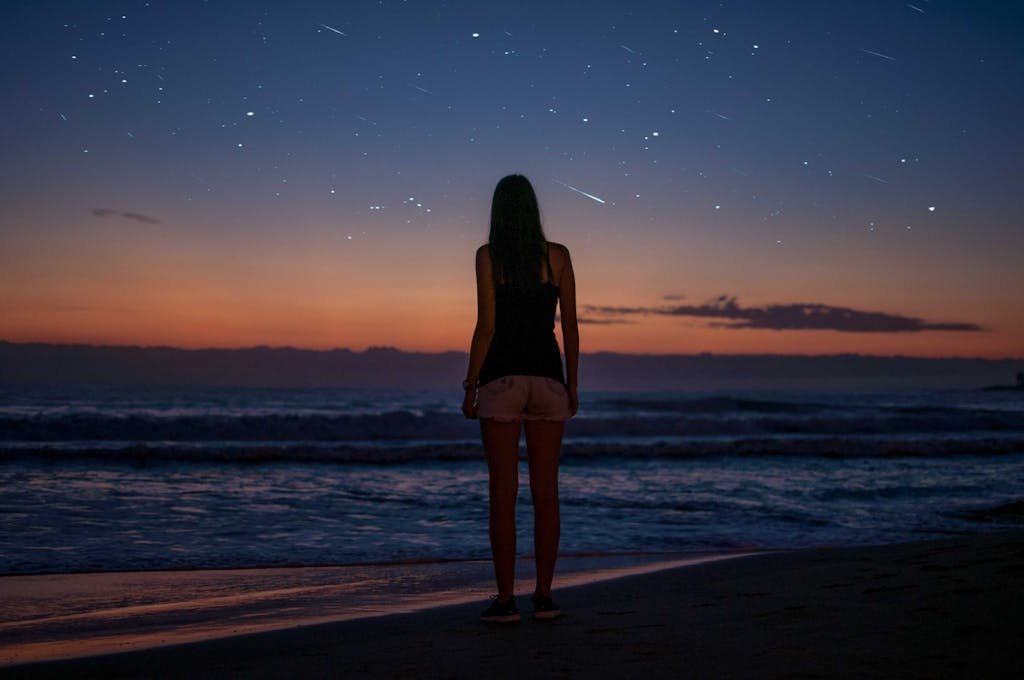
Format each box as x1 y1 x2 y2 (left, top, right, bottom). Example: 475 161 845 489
0 412 468 442
2 405 1022 443
2 434 1023 464
589 395 828 414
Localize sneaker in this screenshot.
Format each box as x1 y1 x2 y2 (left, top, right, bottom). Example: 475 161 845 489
480 596 520 623
531 593 561 620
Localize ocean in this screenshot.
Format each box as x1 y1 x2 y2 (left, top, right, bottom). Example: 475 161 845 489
1 385 1023 575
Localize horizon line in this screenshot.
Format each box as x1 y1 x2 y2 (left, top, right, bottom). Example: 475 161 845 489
2 340 1021 362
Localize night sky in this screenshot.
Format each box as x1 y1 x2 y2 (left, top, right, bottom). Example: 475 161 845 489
2 1 1022 357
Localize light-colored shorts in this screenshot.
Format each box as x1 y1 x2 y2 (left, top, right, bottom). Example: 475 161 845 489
476 375 572 422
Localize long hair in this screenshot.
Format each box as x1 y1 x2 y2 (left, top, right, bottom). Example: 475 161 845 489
488 175 548 290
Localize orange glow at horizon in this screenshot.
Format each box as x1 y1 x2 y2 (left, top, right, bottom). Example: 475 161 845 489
2 207 1022 359
3 286 1022 359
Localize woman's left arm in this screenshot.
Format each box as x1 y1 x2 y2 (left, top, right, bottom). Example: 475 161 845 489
557 245 579 415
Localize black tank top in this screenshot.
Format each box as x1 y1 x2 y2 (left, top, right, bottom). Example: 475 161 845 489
478 253 565 386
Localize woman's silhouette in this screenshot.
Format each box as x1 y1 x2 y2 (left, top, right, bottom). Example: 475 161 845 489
463 174 579 623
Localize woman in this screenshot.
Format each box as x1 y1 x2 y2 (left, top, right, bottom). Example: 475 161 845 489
462 174 579 623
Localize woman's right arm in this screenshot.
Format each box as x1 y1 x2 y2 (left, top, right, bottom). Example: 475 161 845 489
462 245 496 418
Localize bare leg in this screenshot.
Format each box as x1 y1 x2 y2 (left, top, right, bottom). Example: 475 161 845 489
524 419 564 598
481 418 522 601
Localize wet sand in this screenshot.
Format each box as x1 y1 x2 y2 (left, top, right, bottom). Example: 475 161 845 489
3 531 1023 679
0 553 744 667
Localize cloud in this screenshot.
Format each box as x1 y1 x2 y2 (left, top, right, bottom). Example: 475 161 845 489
584 295 982 333
577 316 635 325
557 314 634 325
91 208 161 224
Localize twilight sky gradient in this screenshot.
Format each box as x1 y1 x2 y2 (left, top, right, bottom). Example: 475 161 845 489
2 1 1022 357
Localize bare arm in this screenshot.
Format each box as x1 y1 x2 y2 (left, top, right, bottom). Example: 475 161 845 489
557 245 580 414
462 246 495 417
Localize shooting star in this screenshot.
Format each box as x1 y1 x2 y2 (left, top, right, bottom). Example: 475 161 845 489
907 4 925 13
355 115 378 126
865 174 889 184
319 23 348 37
553 180 607 205
706 110 732 120
620 44 638 54
861 49 896 61
408 83 434 95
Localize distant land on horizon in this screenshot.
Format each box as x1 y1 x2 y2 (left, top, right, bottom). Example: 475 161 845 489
1 341 1020 391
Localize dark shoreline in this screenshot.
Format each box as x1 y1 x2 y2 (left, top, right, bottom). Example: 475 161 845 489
4 531 1022 678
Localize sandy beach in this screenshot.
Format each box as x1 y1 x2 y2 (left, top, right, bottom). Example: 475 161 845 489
3 530 1022 679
